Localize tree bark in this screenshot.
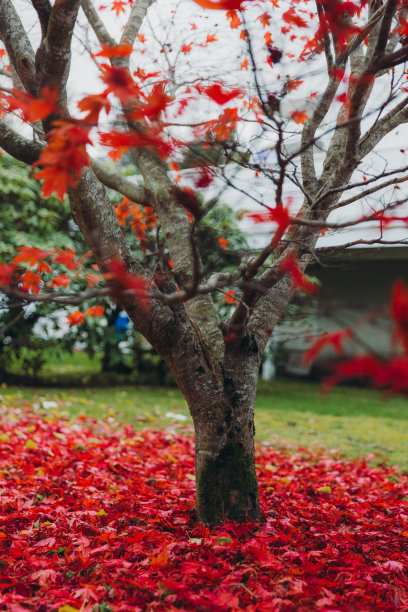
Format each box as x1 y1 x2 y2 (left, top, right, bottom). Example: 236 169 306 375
193 392 260 525
182 336 262 525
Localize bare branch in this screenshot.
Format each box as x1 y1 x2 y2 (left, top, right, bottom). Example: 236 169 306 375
0 119 42 164
0 0 37 94
80 0 116 47
31 0 52 38
358 96 408 158
90 159 151 205
39 0 81 109
121 0 153 47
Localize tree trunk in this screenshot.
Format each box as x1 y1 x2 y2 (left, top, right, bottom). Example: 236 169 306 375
189 351 261 525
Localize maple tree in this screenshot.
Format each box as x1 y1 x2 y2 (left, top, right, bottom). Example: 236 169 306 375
1 0 408 525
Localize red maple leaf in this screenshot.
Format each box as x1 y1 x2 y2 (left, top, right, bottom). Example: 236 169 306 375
196 83 243 105
3 86 58 123
282 7 308 28
391 279 408 353
12 246 52 267
304 328 354 365
0 263 17 286
281 254 319 295
92 42 133 59
67 310 85 325
190 0 250 9
105 259 150 313
245 204 291 247
33 120 91 200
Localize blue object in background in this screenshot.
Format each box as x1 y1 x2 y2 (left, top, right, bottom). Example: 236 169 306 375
115 312 129 340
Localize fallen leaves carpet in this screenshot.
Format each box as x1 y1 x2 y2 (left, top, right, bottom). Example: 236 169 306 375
0 407 407 611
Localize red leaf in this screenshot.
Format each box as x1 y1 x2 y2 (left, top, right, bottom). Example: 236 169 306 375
67 310 85 325
92 42 133 59
0 263 17 286
12 246 52 267
245 204 291 247
391 279 408 353
196 83 242 105
304 328 354 365
282 7 308 28
105 259 150 313
281 254 319 295
189 0 249 9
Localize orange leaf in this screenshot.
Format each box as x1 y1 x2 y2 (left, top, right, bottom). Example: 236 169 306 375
12 246 52 267
92 42 133 59
67 311 85 325
291 109 308 124
257 12 270 28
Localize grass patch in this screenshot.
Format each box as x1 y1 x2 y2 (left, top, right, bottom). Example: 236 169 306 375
1 377 407 470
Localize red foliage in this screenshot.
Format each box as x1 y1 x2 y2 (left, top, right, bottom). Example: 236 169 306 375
326 280 408 394
281 254 319 295
196 83 243 105
190 0 250 9
391 279 408 353
34 120 91 200
105 259 150 313
304 328 354 365
245 205 291 247
0 263 17 286
0 408 407 611
99 129 172 160
1 86 58 123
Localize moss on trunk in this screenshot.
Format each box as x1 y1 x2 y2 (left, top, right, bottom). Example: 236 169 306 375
196 442 260 525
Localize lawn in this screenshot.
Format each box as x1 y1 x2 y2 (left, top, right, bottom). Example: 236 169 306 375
2 377 407 470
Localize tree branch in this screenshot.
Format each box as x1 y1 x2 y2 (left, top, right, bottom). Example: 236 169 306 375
0 0 37 95
80 0 116 47
121 0 153 47
39 0 81 109
0 119 42 164
358 96 408 158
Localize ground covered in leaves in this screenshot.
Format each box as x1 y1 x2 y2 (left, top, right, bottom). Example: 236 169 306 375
0 407 407 611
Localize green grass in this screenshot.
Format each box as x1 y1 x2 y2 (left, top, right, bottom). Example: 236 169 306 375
43 352 102 376
1 378 407 470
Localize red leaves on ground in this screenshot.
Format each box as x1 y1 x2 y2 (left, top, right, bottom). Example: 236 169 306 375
0 408 407 611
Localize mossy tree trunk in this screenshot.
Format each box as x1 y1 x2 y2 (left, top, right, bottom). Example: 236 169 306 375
194 401 260 524
186 337 262 525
